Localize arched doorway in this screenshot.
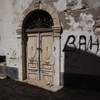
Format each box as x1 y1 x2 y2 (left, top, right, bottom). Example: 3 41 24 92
23 10 55 84
16 0 61 86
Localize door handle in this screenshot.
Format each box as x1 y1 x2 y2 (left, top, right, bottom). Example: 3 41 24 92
37 48 42 51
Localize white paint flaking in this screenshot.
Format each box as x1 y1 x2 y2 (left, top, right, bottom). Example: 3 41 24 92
65 15 79 30
65 13 95 31
72 0 83 10
88 0 100 9
66 0 83 10
79 13 95 31
0 0 100 83
54 0 66 12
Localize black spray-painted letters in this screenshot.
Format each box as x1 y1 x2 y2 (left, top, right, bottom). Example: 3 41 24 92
64 35 99 54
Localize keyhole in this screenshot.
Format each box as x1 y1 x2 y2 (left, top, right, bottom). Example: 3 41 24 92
31 47 33 50
46 47 48 51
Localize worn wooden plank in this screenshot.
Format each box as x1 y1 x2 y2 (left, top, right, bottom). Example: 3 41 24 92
26 28 53 33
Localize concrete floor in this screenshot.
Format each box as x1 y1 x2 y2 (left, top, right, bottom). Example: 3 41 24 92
0 78 100 100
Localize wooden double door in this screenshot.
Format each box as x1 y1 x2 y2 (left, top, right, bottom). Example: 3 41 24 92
27 33 54 84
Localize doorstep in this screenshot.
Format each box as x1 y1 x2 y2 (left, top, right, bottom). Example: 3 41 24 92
23 79 63 92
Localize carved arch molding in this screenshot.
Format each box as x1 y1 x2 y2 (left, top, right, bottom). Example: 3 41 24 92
16 0 61 35
16 0 61 84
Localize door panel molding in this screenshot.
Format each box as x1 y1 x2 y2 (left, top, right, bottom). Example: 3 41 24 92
16 1 61 86
27 32 55 84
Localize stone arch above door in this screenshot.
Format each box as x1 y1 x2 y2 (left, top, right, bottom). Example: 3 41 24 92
16 0 61 35
16 0 61 86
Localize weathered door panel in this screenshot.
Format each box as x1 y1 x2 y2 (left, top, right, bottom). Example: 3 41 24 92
42 74 53 84
27 34 39 80
41 34 54 84
27 33 54 84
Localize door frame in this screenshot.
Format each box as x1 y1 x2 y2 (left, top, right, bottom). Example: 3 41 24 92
16 0 62 86
27 32 54 82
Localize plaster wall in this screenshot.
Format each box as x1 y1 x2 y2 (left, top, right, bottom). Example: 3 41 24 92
0 0 100 85
0 0 33 80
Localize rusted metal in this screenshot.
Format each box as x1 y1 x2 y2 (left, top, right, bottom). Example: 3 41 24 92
28 17 53 29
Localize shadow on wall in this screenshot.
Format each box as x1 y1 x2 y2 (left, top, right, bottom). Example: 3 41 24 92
63 46 100 91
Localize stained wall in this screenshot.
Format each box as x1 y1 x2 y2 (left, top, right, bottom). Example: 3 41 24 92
0 0 100 86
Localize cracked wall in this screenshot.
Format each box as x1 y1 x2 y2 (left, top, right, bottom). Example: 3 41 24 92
0 0 100 82
57 0 100 84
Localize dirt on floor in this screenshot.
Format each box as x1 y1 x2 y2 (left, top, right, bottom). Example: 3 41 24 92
0 78 100 100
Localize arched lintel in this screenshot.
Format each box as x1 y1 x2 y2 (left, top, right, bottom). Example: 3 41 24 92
16 0 61 36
